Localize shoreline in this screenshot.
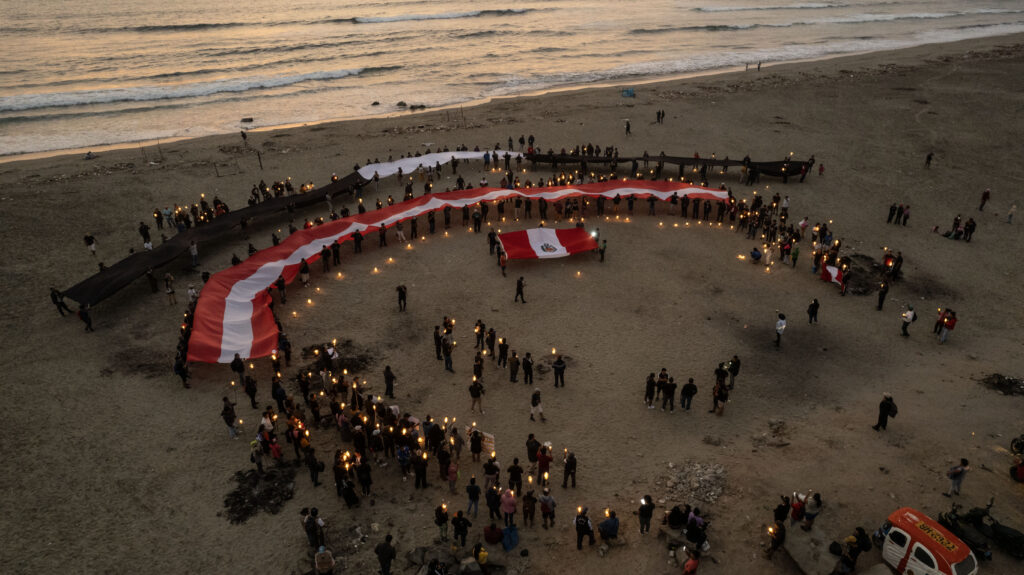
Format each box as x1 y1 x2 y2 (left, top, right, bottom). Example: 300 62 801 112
4 24 1024 574
4 31 1024 166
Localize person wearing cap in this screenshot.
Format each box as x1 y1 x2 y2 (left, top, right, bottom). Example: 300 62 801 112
872 393 897 431
539 488 556 529
900 305 916 336
574 507 595 549
314 545 336 574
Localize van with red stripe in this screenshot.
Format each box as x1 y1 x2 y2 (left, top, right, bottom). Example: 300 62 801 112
875 507 978 575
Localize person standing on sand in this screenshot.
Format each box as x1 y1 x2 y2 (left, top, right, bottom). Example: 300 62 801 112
78 304 95 332
943 458 970 497
925 152 933 168
383 365 397 399
523 352 534 385
938 310 957 344
221 397 238 438
84 234 97 256
807 299 819 324
1008 204 1016 224
625 120 631 136
900 305 916 337
727 355 740 388
638 496 655 534
901 205 910 226
530 389 546 422
872 393 897 431
574 507 596 549
765 519 786 559
644 373 656 408
552 355 566 387
469 378 484 414
681 378 697 410
662 377 677 412
164 272 176 305
775 313 787 347
979 189 991 211
710 380 728 415
515 276 526 303
50 288 72 316
375 534 397 575
877 281 889 311
396 285 407 312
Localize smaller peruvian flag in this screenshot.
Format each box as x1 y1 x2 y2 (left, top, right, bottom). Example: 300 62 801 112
822 265 844 286
498 227 598 260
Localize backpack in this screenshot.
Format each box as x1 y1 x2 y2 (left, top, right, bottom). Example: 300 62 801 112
502 525 519 551
575 515 589 530
477 549 488 564
889 403 898 417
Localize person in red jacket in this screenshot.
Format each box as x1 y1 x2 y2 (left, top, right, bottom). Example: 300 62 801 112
939 310 957 344
537 446 553 486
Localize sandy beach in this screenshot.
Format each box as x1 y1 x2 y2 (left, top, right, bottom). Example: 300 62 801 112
2 33 1024 574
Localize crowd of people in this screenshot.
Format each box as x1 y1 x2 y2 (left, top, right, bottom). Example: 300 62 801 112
128 133 1011 574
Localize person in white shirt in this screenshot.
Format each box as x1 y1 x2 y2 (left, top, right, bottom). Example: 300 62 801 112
900 305 915 337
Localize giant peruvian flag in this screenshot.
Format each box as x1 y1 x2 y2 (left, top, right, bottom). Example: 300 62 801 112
187 180 728 363
498 228 597 260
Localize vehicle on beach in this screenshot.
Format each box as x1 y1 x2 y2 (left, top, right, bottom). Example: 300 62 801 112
873 507 978 575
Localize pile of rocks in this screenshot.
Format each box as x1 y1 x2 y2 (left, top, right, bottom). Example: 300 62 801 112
404 546 506 575
980 373 1024 396
659 461 727 504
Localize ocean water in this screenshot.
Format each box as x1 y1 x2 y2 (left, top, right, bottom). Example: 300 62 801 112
1 0 1023 156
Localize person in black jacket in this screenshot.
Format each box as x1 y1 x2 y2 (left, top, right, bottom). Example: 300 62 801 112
562 452 577 488
638 496 655 534
872 393 896 431
644 373 656 408
452 511 472 547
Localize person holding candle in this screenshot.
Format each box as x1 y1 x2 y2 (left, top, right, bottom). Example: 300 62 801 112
598 511 619 541
497 339 508 368
900 305 916 337
562 452 577 488
434 504 450 542
638 496 655 534
574 507 596 549
539 488 556 529
412 450 429 489
536 447 553 484
483 457 500 491
500 488 517 527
